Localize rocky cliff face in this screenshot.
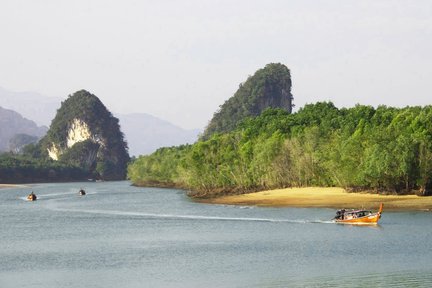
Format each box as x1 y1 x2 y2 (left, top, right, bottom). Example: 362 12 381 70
66 119 93 148
47 118 98 160
202 63 293 139
41 90 129 180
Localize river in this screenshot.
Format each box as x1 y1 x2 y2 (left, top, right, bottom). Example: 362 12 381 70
1 181 432 287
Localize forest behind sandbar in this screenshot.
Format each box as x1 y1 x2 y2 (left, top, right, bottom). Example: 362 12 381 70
128 103 432 198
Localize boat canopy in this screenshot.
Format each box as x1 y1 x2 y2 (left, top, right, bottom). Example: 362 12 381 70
337 209 371 214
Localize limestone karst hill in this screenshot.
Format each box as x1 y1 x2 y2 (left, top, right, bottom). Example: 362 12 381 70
40 90 130 180
201 63 294 139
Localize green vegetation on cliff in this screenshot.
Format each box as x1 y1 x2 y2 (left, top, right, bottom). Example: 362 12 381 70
201 63 293 140
1 90 130 183
40 90 130 180
128 104 432 197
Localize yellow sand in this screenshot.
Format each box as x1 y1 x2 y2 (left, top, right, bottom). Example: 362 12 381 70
207 187 432 211
0 184 28 189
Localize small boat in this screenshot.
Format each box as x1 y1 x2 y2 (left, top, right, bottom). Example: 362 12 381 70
79 189 86 196
27 192 37 201
334 203 383 225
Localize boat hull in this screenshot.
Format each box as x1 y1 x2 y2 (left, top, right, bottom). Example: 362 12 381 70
335 213 381 224
334 203 383 225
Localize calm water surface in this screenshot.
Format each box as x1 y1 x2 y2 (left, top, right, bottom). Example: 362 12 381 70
1 181 432 287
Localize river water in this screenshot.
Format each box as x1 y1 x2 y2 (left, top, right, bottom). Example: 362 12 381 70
1 181 432 287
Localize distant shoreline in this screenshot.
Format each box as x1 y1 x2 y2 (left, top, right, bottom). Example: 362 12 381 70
202 187 432 211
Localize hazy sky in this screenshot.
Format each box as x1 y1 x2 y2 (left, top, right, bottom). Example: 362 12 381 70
1 0 431 129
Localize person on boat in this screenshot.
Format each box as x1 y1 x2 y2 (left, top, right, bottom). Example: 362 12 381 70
27 191 37 200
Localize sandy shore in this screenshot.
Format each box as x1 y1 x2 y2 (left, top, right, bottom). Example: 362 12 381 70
0 184 28 189
205 187 432 211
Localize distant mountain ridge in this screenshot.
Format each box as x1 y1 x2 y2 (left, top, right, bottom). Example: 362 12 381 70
0 86 200 156
0 106 47 152
0 86 60 126
117 113 200 156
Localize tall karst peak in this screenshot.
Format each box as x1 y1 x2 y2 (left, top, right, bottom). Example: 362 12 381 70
202 63 293 139
41 90 130 180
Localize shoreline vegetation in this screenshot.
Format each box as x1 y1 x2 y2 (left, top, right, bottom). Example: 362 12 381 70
127 64 432 198
128 104 432 199
201 187 432 211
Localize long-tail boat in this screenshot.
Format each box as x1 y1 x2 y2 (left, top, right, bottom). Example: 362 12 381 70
334 203 383 224
27 192 37 201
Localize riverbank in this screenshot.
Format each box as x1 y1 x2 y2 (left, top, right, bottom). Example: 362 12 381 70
204 187 432 211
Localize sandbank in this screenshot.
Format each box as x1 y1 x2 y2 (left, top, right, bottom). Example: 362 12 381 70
0 184 28 189
206 187 432 211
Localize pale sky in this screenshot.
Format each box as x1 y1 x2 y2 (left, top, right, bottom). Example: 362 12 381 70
1 0 431 129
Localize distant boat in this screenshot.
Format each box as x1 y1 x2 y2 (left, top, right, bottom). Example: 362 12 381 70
79 189 86 196
27 192 37 201
334 203 383 225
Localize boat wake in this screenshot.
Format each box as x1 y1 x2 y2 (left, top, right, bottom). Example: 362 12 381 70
19 191 97 201
44 201 332 224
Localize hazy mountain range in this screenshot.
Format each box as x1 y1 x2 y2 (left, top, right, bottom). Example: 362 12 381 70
0 86 200 156
0 86 61 127
117 113 200 156
0 106 47 151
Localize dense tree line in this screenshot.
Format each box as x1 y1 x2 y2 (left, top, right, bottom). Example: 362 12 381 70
128 103 432 197
0 152 89 183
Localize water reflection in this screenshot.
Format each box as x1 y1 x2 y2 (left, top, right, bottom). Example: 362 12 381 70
258 270 432 288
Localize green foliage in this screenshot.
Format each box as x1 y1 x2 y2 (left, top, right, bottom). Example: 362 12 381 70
128 103 432 197
202 63 293 139
39 90 130 180
22 143 43 158
59 140 100 171
0 153 88 183
127 145 191 187
1 90 130 183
